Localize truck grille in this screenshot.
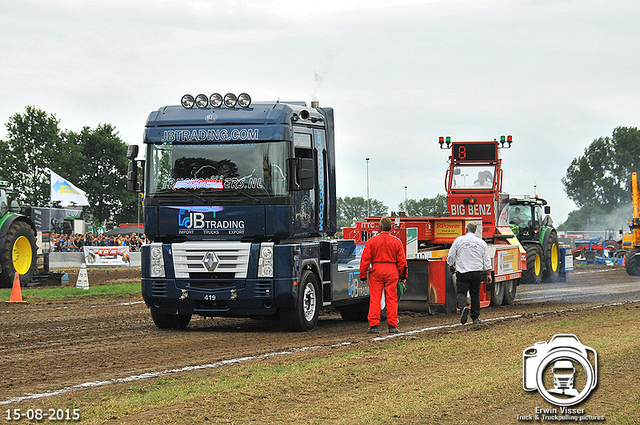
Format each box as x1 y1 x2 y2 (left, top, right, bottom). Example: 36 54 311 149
255 281 272 297
151 281 167 296
171 241 251 279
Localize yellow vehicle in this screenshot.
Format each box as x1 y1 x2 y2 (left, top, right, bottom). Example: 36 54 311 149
625 172 640 276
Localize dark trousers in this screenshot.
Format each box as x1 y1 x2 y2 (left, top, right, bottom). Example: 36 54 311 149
456 271 482 320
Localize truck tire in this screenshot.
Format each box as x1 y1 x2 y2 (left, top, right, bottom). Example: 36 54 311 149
282 270 320 331
337 302 369 322
503 279 517 305
490 279 504 306
444 265 458 314
542 230 560 282
0 221 37 288
151 311 192 329
521 244 543 284
624 248 640 276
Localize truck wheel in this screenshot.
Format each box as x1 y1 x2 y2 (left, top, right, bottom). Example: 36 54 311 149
337 302 369 322
151 311 192 329
282 270 320 331
0 221 37 288
521 244 543 284
490 279 504 306
542 230 560 282
503 279 517 305
625 248 640 276
444 265 458 314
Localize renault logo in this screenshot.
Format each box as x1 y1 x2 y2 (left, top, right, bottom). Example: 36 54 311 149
202 252 219 272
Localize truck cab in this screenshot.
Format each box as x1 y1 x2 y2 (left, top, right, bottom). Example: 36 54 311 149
128 95 366 331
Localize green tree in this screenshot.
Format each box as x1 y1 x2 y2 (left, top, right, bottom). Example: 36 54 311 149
562 126 640 209
337 196 388 228
560 126 640 229
67 124 137 227
0 106 78 205
398 194 448 217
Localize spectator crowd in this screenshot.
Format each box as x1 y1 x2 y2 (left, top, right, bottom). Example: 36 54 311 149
49 232 149 252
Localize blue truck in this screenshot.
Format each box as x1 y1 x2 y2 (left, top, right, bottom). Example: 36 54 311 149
127 94 369 331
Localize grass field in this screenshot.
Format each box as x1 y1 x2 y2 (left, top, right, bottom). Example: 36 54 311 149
21 303 640 424
1 283 140 301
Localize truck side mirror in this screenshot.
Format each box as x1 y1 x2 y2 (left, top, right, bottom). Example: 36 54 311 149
288 158 315 191
298 158 315 190
544 205 551 215
126 144 139 160
127 160 138 192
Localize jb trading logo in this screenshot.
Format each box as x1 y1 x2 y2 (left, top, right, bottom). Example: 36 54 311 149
517 334 605 422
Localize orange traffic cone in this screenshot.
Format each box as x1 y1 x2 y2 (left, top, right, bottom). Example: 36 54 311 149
6 272 26 303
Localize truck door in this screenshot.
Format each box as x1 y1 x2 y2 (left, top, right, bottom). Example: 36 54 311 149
293 131 316 232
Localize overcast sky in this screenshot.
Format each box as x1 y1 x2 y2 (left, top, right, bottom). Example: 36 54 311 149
2 0 639 227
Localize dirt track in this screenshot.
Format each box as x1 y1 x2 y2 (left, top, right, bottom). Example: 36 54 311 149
1 266 639 406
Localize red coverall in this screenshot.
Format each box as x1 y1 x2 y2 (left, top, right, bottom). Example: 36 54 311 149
359 232 408 328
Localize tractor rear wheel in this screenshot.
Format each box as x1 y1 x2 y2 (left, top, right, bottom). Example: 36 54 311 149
624 248 640 276
0 221 37 288
521 244 543 284
542 230 560 282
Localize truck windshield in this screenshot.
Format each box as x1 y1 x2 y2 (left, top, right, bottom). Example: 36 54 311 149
451 165 495 189
146 141 289 197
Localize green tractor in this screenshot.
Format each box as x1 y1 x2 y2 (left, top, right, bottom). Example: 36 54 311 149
508 196 560 284
0 182 37 288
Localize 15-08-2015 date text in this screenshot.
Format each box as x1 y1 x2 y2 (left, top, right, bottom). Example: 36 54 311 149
5 409 80 421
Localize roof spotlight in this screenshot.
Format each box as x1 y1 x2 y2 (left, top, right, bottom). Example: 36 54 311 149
237 93 252 108
181 94 195 109
195 94 209 108
210 93 223 108
224 93 238 108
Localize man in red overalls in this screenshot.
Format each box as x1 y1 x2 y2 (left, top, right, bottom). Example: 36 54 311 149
360 217 408 334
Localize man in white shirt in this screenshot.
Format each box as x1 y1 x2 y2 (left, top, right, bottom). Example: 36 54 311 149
447 222 492 324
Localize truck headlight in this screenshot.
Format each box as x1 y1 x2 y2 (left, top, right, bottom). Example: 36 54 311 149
258 242 274 278
150 243 165 278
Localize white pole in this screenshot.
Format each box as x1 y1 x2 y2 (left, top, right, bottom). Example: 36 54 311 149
366 157 370 217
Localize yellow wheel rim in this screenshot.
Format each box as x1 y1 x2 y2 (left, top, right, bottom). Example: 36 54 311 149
551 244 559 272
12 235 32 275
535 254 542 276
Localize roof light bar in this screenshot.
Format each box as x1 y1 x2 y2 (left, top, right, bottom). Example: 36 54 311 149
180 93 252 109
438 135 452 149
499 134 513 148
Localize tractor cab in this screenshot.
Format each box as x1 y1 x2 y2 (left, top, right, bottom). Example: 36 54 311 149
0 182 21 216
507 195 560 284
508 197 552 241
